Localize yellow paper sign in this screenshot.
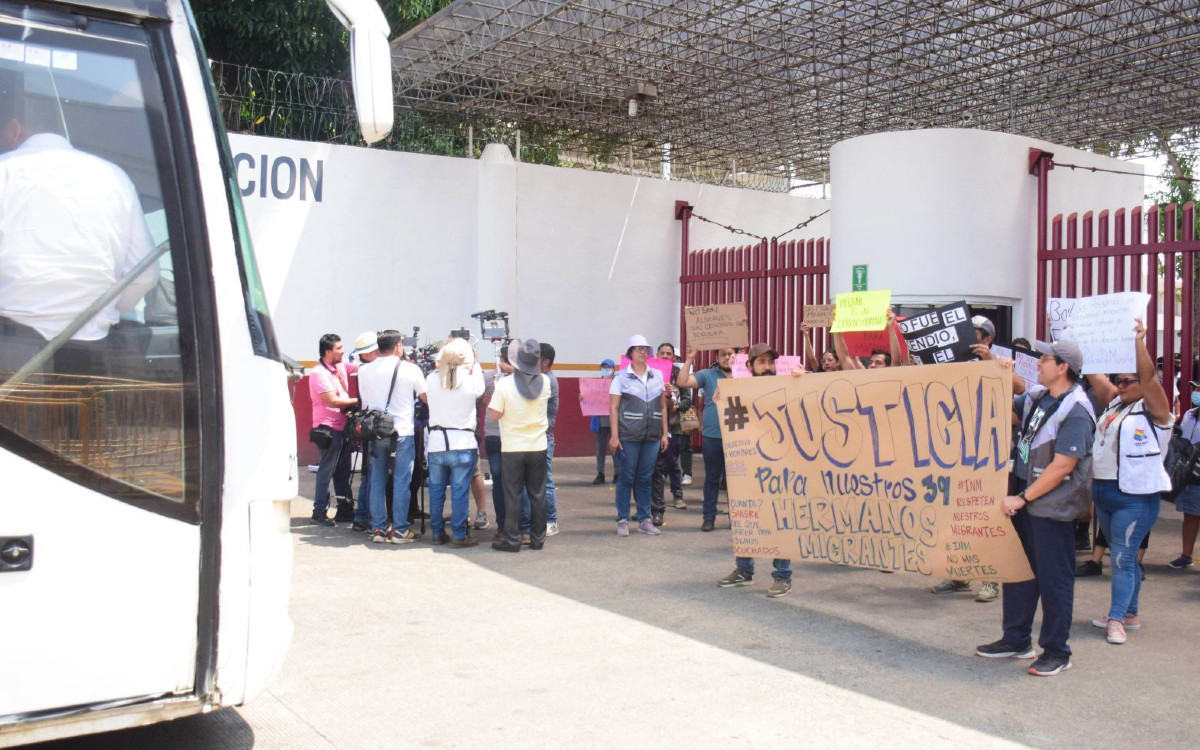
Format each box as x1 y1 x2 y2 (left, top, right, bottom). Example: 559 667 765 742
830 290 891 333
715 362 1032 582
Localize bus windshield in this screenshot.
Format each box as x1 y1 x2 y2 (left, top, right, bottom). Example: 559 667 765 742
0 7 198 514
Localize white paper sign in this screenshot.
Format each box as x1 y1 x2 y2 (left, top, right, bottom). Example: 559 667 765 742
1014 351 1039 386
1047 292 1149 374
990 344 1012 360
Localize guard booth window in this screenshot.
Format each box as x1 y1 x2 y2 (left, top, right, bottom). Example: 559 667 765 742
0 11 198 518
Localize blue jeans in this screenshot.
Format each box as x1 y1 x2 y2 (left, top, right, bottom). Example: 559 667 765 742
428 449 478 540
615 439 660 522
354 453 371 525
736 557 792 581
368 435 415 533
314 429 353 516
485 435 506 530
545 435 557 523
1093 479 1160 620
701 436 725 521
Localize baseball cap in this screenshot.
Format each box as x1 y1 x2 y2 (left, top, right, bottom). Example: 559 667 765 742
746 342 778 362
600 358 615 368
1033 339 1083 377
971 315 996 339
351 331 378 356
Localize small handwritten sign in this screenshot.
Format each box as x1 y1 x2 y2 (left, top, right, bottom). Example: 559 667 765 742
830 290 891 333
619 356 676 385
578 378 611 416
685 303 750 349
803 304 835 328
1014 350 1039 385
1048 292 1149 374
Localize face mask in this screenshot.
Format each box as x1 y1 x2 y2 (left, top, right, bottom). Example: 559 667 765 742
600 367 613 377
1192 391 1200 408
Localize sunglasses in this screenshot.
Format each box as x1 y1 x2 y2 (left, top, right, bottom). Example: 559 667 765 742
1113 377 1139 388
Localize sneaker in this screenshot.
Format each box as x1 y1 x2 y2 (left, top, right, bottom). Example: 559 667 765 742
700 518 715 532
682 474 692 486
333 501 355 523
1168 555 1194 569
651 513 664 527
546 522 559 536
311 514 335 527
1027 654 1072 676
521 534 532 546
1092 615 1141 631
1106 619 1127 643
974 640 1036 659
388 528 420 544
767 578 792 598
616 519 629 537
974 582 1000 602
717 569 752 587
448 537 479 549
671 493 687 509
474 511 489 530
370 529 387 544
592 473 605 485
351 521 370 532
930 579 971 594
637 518 662 535
429 534 449 546
1075 560 1102 577
483 474 493 486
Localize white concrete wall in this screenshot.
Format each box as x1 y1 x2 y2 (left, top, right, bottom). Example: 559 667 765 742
229 134 830 367
830 129 1144 339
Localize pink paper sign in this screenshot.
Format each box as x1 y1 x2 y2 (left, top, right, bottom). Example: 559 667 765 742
619 356 677 385
774 355 803 376
578 378 611 416
731 352 750 378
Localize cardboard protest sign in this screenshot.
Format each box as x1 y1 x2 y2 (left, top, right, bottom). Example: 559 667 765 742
715 361 1032 581
842 321 908 360
1048 292 1150 374
578 378 611 416
685 303 749 349
803 304 835 328
898 301 976 365
620 356 676 385
830 290 891 333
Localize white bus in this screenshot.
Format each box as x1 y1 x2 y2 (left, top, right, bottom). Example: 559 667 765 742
0 0 391 745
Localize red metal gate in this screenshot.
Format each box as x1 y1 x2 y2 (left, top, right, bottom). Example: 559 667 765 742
1031 150 1199 408
675 202 831 362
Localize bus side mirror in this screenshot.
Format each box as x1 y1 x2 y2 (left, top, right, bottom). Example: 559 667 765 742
349 26 393 144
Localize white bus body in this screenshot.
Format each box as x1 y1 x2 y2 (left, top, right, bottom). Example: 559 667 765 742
0 0 391 745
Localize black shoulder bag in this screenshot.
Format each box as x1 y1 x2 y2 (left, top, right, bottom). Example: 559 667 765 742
345 360 400 444
1163 412 1200 501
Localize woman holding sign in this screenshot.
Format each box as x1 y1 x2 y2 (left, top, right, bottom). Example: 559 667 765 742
609 335 670 537
1083 319 1173 646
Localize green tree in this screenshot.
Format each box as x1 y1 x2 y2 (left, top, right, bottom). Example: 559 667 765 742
1151 134 1200 371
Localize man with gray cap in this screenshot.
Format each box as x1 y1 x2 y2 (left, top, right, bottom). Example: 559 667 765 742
488 339 551 552
976 338 1095 677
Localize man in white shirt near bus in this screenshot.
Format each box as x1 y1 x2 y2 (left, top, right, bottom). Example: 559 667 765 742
359 329 428 544
0 85 158 376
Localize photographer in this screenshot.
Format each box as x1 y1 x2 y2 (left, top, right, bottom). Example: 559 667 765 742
309 333 357 526
359 329 427 544
425 339 485 548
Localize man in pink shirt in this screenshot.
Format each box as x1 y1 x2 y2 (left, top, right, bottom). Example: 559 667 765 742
309 333 358 525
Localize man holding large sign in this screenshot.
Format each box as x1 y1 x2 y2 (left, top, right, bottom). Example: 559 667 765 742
716 361 1030 581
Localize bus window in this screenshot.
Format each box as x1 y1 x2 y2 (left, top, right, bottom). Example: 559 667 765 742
0 12 197 515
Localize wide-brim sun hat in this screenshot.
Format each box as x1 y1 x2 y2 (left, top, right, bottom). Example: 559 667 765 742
351 331 378 356
508 338 545 399
625 334 651 357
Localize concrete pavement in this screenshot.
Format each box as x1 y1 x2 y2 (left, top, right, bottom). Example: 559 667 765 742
33 456 1200 749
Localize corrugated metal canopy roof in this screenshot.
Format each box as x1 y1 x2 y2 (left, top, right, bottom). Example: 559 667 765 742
390 0 1200 181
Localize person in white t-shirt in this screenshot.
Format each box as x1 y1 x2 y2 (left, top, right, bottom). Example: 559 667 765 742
424 339 485 547
358 329 428 544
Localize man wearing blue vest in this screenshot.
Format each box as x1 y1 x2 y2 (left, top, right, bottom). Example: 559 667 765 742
975 339 1094 677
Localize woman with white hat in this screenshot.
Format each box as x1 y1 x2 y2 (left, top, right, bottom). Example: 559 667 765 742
608 335 670 536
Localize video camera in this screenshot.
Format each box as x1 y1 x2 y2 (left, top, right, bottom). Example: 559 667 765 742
471 309 510 342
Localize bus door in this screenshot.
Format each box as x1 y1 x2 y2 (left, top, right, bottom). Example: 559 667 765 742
0 4 219 719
